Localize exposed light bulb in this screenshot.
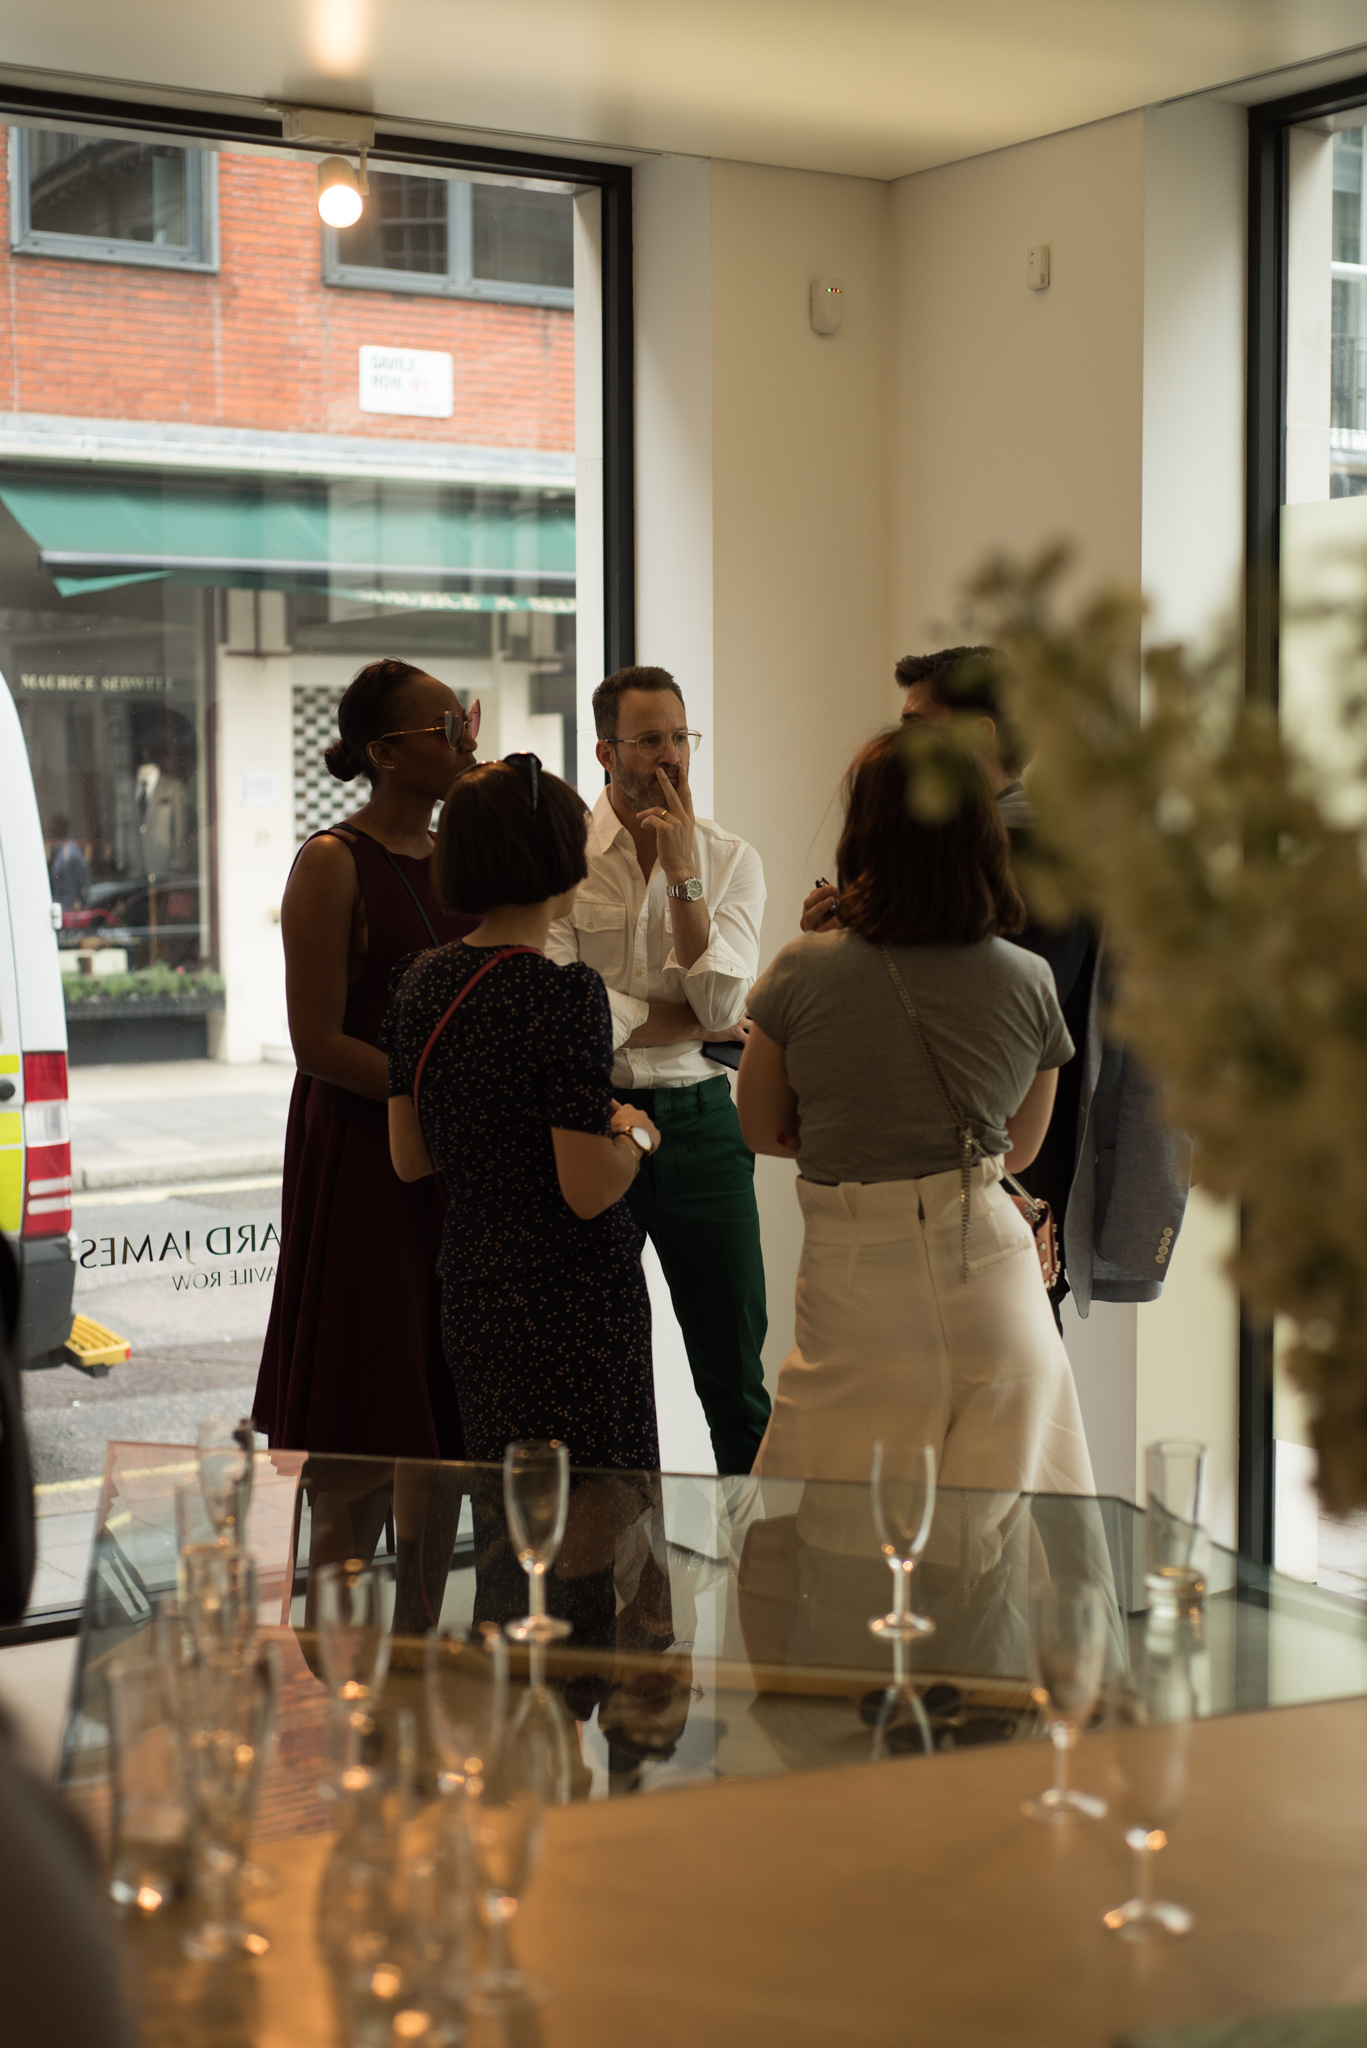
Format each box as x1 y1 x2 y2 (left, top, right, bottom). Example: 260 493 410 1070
317 157 363 228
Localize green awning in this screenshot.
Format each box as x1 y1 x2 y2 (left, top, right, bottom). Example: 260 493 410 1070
0 469 575 600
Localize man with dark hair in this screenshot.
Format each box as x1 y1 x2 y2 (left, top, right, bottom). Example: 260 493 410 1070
803 646 1188 1327
548 664 771 1474
802 647 1092 1318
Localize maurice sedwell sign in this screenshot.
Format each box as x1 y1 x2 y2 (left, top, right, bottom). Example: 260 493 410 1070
358 345 455 419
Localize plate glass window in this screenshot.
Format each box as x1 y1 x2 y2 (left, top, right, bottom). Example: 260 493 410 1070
0 118 585 1621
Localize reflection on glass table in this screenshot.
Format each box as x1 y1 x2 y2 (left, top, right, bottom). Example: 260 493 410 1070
59 1443 1367 1842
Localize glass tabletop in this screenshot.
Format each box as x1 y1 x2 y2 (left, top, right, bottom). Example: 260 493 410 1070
59 1443 1367 1836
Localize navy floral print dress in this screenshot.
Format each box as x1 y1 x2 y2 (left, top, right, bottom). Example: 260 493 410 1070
385 944 659 1472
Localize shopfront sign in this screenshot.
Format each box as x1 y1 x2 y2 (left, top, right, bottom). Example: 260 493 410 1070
19 672 178 694
358 345 455 419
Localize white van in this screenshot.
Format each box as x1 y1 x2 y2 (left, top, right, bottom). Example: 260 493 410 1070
0 669 75 1361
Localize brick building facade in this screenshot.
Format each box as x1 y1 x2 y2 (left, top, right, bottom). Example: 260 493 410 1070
0 137 574 450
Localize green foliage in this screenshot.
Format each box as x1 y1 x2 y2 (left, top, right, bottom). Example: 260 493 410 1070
964 547 1367 1512
62 963 225 1005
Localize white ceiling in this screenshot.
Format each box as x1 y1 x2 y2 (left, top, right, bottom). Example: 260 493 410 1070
5 0 1367 181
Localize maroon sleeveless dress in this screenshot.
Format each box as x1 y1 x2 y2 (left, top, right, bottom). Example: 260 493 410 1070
253 827 477 1457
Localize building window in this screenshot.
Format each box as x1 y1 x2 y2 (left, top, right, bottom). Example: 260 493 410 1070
1332 127 1367 493
8 127 218 271
324 170 573 307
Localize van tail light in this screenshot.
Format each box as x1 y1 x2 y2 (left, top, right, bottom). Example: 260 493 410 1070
22 1051 71 1238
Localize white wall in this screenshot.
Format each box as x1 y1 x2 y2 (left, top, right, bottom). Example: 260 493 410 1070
1134 99 1247 1546
882 102 1246 1533
634 156 717 820
631 156 893 1451
890 111 1147 641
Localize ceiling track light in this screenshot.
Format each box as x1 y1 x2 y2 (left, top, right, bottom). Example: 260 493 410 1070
317 154 367 227
274 104 376 226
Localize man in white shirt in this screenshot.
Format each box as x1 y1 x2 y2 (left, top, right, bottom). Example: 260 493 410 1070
548 665 770 1474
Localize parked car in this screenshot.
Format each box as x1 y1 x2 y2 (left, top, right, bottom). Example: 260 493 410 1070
0 671 75 1363
68 878 206 970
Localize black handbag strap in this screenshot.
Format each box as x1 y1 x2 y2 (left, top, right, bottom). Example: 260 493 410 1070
378 843 440 947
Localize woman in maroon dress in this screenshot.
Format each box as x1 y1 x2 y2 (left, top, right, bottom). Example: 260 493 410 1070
254 658 479 1470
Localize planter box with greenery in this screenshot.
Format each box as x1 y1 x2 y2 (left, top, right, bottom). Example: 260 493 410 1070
62 964 226 1022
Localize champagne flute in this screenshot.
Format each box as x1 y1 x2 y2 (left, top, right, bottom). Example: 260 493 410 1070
503 1442 572 1645
1103 1646 1195 1939
868 1441 936 1641
181 1639 279 1960
182 1544 259 1662
425 1625 507 1800
465 1699 555 2013
316 1559 393 1738
1021 1581 1108 1823
196 1414 255 1546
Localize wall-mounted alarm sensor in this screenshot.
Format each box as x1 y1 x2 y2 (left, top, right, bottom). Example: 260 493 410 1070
811 278 844 335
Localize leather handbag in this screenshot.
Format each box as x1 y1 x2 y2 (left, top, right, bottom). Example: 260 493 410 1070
879 949 1060 1291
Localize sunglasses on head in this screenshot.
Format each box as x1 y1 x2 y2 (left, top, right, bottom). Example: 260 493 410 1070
504 751 542 813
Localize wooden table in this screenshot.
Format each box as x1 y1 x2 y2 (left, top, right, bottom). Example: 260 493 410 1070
123 1694 1367 2048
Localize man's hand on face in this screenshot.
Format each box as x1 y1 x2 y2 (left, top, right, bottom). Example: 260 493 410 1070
637 761 697 883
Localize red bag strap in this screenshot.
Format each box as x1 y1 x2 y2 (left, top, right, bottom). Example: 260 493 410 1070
412 946 540 1109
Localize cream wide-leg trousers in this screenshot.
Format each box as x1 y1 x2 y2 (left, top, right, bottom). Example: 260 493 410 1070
751 1161 1096 1495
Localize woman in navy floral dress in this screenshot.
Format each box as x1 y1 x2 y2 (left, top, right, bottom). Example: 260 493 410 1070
385 756 661 1473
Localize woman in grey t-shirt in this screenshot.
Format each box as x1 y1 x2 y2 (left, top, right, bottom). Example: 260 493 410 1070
736 732 1094 1496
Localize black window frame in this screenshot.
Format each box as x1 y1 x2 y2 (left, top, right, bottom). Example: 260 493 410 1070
7 124 219 272
0 81 634 1645
322 172 574 308
1244 70 1367 1563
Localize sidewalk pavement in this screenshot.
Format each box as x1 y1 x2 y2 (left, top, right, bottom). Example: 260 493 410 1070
69 1058 295 1189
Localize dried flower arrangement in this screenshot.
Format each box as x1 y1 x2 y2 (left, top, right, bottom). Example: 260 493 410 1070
912 549 1367 1513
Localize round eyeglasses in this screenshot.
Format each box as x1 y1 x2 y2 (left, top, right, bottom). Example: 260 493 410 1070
604 727 702 761
377 700 481 749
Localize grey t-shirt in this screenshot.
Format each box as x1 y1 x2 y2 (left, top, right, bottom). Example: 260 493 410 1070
746 930 1074 1185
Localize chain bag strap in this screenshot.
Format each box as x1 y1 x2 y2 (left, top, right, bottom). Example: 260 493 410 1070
879 948 1058 1288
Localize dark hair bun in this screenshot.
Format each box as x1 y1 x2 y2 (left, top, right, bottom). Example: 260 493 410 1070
323 737 362 783
326 658 428 786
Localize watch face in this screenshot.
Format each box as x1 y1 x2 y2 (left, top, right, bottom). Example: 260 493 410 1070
675 876 703 901
630 1124 652 1152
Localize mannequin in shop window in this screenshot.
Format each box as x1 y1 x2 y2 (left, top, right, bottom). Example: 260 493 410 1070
253 658 480 1633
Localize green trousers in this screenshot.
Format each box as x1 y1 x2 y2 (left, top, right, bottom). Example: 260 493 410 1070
617 1075 770 1476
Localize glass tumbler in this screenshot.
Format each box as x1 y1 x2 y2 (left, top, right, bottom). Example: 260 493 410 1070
1145 1440 1208 1616
108 1645 192 1914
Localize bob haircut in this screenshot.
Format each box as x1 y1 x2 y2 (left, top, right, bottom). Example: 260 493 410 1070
835 730 1025 946
435 759 588 915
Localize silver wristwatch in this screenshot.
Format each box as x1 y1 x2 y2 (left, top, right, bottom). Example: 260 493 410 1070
666 876 704 902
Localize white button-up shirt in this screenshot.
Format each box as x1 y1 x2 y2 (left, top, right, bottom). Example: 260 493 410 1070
547 791 765 1090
